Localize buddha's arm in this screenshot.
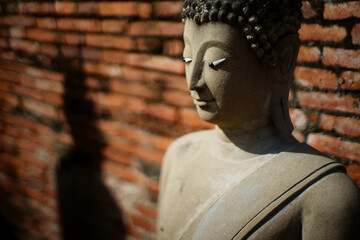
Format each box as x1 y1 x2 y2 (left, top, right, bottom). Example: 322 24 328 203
301 172 360 240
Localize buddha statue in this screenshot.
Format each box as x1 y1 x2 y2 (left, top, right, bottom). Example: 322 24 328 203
157 0 360 239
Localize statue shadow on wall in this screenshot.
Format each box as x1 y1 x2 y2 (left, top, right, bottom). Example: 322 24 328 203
0 161 21 240
55 45 126 240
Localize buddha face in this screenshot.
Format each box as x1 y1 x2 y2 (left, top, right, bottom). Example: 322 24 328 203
183 20 275 132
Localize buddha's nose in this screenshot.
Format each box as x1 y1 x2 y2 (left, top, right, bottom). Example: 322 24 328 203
188 65 205 90
189 78 206 91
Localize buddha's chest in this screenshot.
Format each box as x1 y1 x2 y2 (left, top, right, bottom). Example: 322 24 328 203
158 152 276 240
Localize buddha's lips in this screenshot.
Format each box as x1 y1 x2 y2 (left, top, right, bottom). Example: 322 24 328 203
193 98 215 107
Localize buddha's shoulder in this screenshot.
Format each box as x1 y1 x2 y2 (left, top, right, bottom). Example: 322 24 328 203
287 144 360 214
165 129 214 157
298 169 360 231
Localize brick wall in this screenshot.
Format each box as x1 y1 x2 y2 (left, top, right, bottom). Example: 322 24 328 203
0 1 358 240
292 0 360 184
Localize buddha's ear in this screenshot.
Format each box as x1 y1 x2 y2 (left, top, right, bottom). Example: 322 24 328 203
270 34 299 140
274 34 300 76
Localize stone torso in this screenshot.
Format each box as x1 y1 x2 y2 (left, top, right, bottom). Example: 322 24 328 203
157 130 351 240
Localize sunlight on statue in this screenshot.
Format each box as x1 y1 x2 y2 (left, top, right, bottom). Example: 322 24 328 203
157 0 360 239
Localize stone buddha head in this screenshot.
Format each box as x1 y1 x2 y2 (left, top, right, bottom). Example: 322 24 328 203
182 0 302 139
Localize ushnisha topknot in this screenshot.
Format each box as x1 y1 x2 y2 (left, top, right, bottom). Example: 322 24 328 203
182 0 302 67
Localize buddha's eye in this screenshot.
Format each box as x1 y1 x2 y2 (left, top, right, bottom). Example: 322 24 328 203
183 57 192 63
208 58 226 67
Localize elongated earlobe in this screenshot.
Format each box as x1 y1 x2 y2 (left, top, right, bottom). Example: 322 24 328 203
276 35 300 77
270 96 293 139
270 35 300 139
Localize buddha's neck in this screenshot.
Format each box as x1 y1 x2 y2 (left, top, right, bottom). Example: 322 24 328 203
214 125 298 155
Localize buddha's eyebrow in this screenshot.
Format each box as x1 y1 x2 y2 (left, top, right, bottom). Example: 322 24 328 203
194 40 229 65
198 40 229 56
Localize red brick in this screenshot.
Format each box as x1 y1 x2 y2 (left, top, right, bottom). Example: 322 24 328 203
26 68 63 83
346 165 360 185
136 203 157 219
55 2 76 15
320 114 360 138
81 47 101 60
179 108 214 129
17 139 36 153
95 93 146 113
163 40 184 56
319 114 335 132
78 2 99 15
23 98 58 119
340 71 360 91
0 38 7 48
24 187 49 205
307 133 360 162
292 130 305 143
3 125 21 138
0 68 20 82
0 28 8 37
98 2 152 18
26 28 57 42
0 51 16 61
57 18 101 32
106 138 163 164
86 34 136 50
153 1 183 18
1 62 63 82
146 103 178 123
128 21 184 37
36 18 57 29
131 214 156 232
289 108 307 131
294 67 337 90
334 117 360 139
102 147 131 166
297 46 321 63
120 66 188 91
60 46 79 58
137 38 162 52
40 43 58 57
301 1 317 19
98 120 172 151
0 93 19 109
101 50 185 75
147 179 160 197
0 28 8 38
297 92 360 114
20 148 50 168
82 61 122 78
102 20 128 33
324 2 360 20
60 33 84 45
351 24 360 45
10 39 39 54
57 132 73 146
110 80 155 99
323 47 360 70
298 24 347 42
2 15 36 26
19 2 55 14
13 84 42 101
83 77 102 90
3 115 32 133
0 81 11 91
9 27 26 38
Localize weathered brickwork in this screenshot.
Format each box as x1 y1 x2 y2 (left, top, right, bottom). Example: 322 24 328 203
293 1 360 182
0 1 359 240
